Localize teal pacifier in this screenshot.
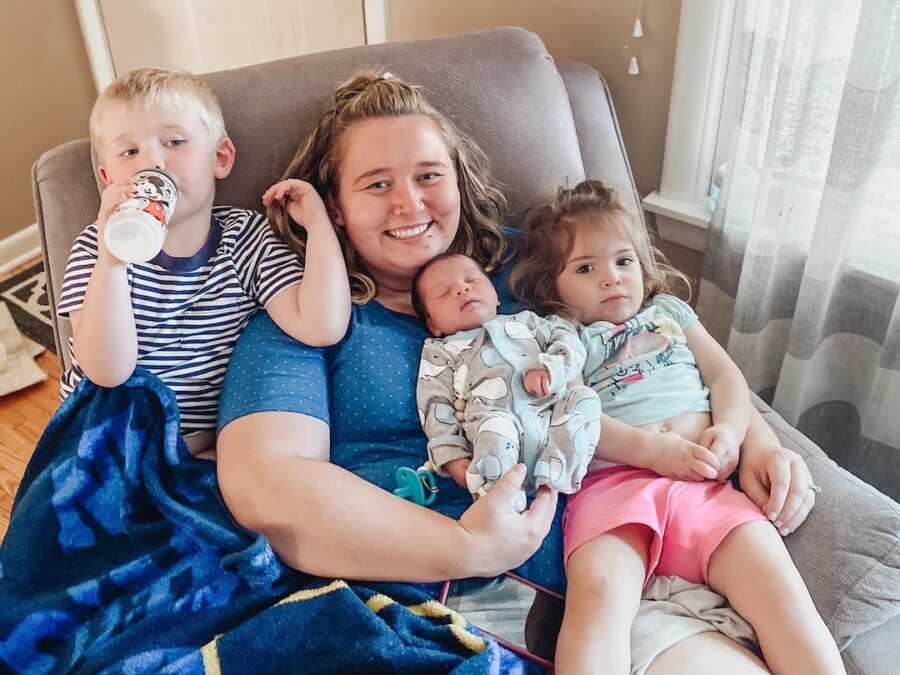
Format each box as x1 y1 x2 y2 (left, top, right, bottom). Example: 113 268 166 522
393 466 438 506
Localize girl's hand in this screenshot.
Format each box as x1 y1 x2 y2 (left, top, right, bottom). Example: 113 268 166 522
739 444 816 536
458 464 558 577
649 431 720 481
523 368 551 397
96 181 137 265
444 457 471 488
698 423 741 482
263 179 332 234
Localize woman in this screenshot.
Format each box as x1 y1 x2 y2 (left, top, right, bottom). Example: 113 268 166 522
216 72 817 673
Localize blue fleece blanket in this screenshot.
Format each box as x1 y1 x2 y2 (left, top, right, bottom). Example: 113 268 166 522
0 370 537 674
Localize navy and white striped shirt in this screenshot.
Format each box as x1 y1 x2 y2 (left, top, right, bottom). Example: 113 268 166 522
58 206 305 432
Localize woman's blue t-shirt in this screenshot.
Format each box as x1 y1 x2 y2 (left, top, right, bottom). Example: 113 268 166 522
218 265 567 593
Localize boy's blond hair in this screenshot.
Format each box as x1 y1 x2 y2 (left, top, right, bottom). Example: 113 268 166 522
90 68 227 152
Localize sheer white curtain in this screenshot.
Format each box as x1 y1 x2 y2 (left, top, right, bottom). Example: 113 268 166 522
698 0 900 500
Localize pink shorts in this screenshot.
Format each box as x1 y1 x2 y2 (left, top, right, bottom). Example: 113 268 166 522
563 466 767 585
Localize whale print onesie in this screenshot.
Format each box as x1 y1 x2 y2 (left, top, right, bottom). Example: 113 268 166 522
416 310 602 510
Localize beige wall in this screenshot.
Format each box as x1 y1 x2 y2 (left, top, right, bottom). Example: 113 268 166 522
1 1 97 240
388 0 681 198
100 0 366 75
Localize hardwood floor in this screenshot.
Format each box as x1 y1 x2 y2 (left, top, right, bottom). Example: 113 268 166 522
0 259 61 542
0 352 61 540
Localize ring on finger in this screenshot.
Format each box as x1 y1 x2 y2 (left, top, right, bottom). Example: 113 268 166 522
808 483 822 494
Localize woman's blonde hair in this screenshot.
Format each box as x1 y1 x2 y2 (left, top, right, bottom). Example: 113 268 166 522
510 180 691 323
269 71 508 303
90 68 227 153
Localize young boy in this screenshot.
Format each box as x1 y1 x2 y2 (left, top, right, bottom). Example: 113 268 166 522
57 69 350 454
412 252 602 510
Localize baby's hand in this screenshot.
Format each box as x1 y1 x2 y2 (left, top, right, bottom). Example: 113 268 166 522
445 457 471 488
523 368 551 397
263 179 332 233
96 180 137 264
649 431 720 481
699 423 741 482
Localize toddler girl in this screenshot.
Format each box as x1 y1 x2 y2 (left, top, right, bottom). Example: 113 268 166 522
510 180 843 675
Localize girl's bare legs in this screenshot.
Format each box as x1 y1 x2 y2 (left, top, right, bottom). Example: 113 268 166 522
555 524 652 675
707 521 845 675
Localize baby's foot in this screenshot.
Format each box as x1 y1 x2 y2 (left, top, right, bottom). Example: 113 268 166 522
534 449 567 489
466 464 527 512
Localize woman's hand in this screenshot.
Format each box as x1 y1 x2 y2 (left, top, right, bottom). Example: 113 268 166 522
739 443 816 535
263 179 332 233
458 464 558 577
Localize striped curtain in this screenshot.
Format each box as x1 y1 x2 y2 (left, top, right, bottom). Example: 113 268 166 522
698 0 900 501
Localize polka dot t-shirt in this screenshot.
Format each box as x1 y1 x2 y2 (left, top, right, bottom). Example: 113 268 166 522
218 265 566 593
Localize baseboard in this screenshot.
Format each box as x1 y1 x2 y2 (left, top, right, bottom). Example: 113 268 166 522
0 224 41 277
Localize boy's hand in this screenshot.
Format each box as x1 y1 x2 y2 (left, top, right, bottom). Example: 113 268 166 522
445 457 471 488
96 181 137 265
698 423 741 481
523 368 551 397
648 431 720 481
263 179 332 233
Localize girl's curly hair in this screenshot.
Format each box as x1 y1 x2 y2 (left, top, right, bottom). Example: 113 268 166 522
509 179 690 323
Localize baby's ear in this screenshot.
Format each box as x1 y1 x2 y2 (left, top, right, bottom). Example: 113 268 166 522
426 318 442 337
214 137 237 179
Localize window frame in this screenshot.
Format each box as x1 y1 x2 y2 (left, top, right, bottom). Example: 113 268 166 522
642 0 739 252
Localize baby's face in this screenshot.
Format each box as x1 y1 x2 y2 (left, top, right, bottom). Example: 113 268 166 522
556 218 645 325
95 100 232 227
419 255 499 336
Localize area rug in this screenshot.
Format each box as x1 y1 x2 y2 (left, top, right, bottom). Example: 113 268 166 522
0 261 56 354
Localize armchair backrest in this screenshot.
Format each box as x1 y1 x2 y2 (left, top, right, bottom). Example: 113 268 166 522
33 27 644 371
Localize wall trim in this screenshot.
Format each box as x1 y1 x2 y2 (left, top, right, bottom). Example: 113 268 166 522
0 224 41 277
659 0 736 203
643 191 709 253
363 0 389 44
75 0 116 93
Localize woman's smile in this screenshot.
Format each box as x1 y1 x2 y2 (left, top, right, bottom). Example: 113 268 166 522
385 221 433 239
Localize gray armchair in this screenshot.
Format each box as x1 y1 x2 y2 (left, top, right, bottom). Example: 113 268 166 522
32 27 900 674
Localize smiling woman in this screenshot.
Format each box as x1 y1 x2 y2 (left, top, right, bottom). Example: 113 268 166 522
266 72 508 313
332 116 462 305
217 70 565 592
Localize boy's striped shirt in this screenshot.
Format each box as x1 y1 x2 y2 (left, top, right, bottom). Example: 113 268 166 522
57 206 305 432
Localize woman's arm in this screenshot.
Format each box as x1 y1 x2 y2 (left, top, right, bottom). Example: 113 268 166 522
217 411 558 581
